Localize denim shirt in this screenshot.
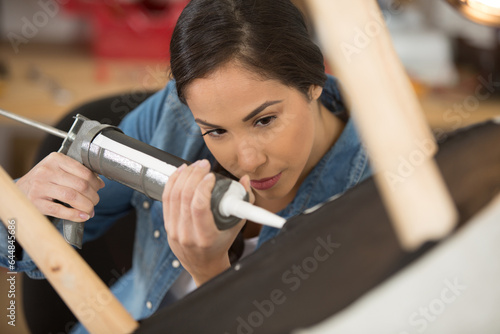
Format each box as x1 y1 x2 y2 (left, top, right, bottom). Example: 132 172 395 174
0 75 370 333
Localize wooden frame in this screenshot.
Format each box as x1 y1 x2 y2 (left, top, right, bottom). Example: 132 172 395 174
0 166 138 334
306 0 458 250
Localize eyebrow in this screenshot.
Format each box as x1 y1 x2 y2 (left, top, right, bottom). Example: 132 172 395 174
195 100 283 128
242 100 282 122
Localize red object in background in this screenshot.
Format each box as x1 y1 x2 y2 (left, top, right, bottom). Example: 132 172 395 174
63 0 189 60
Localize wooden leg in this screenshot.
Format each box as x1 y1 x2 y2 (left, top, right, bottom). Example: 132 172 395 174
306 0 458 250
0 166 138 334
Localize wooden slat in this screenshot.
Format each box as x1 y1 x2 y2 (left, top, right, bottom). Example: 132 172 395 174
0 166 138 334
307 0 458 249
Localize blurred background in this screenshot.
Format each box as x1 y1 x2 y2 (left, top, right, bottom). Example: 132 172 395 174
0 0 499 333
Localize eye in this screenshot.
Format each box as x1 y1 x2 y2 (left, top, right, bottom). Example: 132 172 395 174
255 116 277 127
201 128 227 138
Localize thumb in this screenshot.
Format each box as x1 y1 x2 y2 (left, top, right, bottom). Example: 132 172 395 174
192 173 216 212
239 175 255 204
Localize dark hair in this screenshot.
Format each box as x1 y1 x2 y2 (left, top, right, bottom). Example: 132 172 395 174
169 0 327 104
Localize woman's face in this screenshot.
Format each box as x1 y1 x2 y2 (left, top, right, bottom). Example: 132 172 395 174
185 62 325 206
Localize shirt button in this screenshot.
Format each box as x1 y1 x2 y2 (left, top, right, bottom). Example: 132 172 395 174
143 201 150 210
153 230 160 239
146 301 152 309
172 260 180 268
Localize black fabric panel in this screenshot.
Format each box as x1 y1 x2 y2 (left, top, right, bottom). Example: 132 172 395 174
434 122 500 228
136 120 500 334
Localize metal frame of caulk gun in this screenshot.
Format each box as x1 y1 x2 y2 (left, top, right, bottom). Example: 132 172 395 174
0 109 287 249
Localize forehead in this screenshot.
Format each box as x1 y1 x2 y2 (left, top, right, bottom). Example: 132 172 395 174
184 63 294 121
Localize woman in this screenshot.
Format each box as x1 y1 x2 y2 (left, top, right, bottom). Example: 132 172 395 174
3 0 370 332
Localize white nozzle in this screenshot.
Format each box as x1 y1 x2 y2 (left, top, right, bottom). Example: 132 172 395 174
219 181 286 229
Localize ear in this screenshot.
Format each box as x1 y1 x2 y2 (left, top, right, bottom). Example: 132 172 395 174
308 85 323 101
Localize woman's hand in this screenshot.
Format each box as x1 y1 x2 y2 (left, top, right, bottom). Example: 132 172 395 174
16 152 105 222
162 159 252 286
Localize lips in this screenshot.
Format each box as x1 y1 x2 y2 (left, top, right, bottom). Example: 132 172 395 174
250 172 282 191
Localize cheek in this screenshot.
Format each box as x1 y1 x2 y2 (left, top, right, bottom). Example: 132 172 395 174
284 119 315 165
205 142 231 165
204 141 243 177
268 111 315 167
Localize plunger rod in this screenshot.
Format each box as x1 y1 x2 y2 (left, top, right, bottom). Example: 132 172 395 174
0 108 68 139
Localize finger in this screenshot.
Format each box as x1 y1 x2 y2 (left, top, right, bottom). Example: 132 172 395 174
169 163 198 214
162 163 187 233
50 170 101 206
95 174 106 189
42 183 95 218
190 172 219 247
239 174 255 204
34 198 91 222
180 160 211 218
168 161 208 247
52 153 104 193
177 160 210 245
191 172 216 226
163 163 187 203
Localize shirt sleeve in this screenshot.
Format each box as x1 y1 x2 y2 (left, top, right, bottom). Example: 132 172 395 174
0 219 47 279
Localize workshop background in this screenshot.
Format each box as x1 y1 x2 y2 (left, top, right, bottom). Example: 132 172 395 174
0 0 499 333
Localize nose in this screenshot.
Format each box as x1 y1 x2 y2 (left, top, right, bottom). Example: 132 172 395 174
236 138 267 175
